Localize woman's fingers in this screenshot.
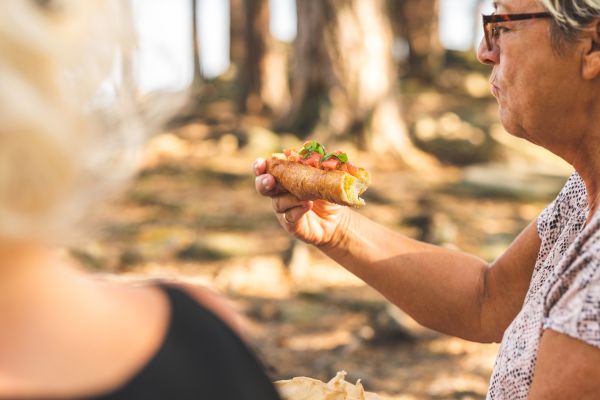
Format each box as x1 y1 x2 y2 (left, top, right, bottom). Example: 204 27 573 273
272 193 310 214
252 158 312 228
253 158 274 195
255 174 287 196
254 158 290 197
255 174 276 195
252 158 267 176
281 204 310 225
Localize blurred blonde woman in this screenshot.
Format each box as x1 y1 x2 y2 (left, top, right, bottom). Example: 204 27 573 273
0 1 281 398
256 0 600 398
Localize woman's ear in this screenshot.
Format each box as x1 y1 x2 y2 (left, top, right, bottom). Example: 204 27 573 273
582 19 600 80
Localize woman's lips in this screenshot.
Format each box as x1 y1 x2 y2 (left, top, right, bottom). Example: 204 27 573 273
491 84 500 98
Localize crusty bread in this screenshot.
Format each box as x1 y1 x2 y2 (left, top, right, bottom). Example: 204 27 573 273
267 158 370 207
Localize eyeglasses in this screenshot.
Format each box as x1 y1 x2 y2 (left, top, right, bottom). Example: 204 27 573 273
482 12 552 51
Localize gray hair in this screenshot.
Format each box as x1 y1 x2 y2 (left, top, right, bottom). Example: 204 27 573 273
539 0 600 44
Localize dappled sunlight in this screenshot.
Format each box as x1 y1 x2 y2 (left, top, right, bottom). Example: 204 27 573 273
281 330 356 352
68 2 573 396
1 0 582 396
289 245 367 291
215 256 291 298
426 373 489 398
83 123 559 397
143 133 190 163
464 72 491 98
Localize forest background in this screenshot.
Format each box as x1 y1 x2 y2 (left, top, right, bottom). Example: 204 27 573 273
82 1 573 399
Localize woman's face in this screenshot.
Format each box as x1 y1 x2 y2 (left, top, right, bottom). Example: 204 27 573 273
477 0 588 154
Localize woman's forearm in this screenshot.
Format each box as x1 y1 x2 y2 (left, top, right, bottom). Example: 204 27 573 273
319 210 497 342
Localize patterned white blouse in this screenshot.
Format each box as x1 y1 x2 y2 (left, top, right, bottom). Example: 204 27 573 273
487 172 600 399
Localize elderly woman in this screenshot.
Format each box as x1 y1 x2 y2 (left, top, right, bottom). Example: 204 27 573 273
255 0 600 398
0 1 281 399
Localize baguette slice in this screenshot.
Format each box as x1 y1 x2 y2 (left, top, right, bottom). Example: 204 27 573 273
266 156 370 207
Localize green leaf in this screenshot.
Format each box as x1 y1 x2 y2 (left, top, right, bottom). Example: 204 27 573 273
321 152 349 163
315 143 325 155
321 153 334 162
303 140 326 155
304 140 317 151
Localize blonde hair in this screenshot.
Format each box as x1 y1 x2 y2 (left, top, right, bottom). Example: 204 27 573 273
0 0 156 244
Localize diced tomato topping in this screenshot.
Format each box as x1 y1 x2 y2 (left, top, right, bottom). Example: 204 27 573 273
321 158 340 170
345 162 359 176
301 152 321 168
283 142 360 176
284 149 302 162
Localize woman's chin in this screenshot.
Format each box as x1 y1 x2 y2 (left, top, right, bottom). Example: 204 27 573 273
498 113 525 140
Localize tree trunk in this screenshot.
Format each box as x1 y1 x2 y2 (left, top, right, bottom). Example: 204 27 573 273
120 0 137 99
191 0 203 97
280 0 435 167
391 0 444 82
230 0 290 115
229 0 246 74
276 0 333 134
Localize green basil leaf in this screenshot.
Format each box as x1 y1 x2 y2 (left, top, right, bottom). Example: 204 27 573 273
303 140 326 155
321 153 334 162
321 152 349 163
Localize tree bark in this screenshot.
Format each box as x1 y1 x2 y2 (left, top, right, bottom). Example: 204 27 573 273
230 0 290 115
279 0 435 167
276 0 334 134
391 0 444 82
120 0 137 99
229 0 246 73
191 0 203 97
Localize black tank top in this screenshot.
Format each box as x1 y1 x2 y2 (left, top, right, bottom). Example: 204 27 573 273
91 284 281 400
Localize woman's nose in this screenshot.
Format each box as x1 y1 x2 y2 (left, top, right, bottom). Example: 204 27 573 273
476 38 498 65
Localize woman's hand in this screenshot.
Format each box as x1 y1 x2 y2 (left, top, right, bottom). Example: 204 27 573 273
253 158 351 248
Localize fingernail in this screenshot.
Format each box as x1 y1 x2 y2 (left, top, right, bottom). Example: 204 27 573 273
262 177 272 190
253 159 264 173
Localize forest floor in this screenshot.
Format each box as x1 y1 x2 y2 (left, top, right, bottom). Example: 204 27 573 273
77 74 573 399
